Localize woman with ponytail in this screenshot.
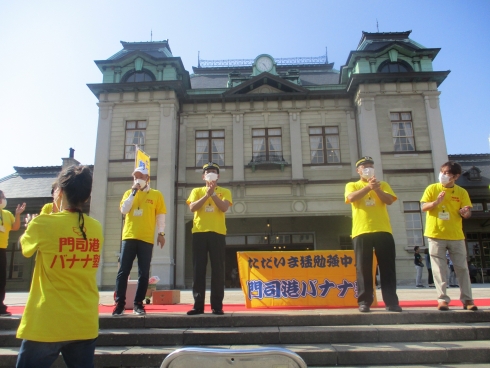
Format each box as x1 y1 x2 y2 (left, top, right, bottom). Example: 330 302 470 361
16 165 104 368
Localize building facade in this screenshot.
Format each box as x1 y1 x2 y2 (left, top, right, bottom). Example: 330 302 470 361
88 31 452 289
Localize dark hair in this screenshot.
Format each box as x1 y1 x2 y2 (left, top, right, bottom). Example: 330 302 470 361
50 181 58 196
414 246 419 252
57 165 92 240
57 165 92 208
440 161 462 176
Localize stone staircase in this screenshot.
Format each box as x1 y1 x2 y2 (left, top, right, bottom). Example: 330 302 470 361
1 309 490 367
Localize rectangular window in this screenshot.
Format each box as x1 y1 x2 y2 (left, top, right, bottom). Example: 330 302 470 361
125 120 147 159
390 112 415 151
472 203 484 212
252 128 283 162
404 201 424 246
309 126 340 163
196 130 225 167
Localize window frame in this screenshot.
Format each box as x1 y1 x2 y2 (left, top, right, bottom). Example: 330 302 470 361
390 112 416 152
308 126 341 164
252 128 283 162
124 120 147 160
195 129 225 167
403 201 425 247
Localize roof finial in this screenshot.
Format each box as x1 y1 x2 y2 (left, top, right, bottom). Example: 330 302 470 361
198 51 201 68
376 19 379 32
151 29 153 42
325 46 328 64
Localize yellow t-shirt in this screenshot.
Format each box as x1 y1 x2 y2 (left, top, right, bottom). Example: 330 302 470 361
421 183 472 240
121 188 166 244
187 186 233 235
0 209 14 249
17 211 104 342
40 202 54 215
345 180 397 238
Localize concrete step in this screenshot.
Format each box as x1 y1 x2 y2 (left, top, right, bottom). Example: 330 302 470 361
3 309 490 331
2 323 490 348
1 340 490 367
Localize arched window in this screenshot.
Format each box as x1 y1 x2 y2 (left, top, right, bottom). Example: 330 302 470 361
122 70 155 82
378 61 413 73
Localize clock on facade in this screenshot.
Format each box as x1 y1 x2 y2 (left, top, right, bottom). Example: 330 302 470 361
256 56 274 72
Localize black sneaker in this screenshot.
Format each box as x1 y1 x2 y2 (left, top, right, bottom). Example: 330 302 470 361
112 304 125 316
187 308 204 315
133 304 146 315
358 305 370 313
385 305 403 312
0 311 12 317
212 309 224 315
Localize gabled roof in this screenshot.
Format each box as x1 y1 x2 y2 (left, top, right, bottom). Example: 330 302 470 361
449 154 490 189
223 72 309 96
0 166 61 199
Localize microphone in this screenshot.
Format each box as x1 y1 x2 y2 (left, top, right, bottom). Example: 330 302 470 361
132 188 138 196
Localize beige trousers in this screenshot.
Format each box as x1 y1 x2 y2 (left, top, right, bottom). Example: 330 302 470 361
428 238 473 304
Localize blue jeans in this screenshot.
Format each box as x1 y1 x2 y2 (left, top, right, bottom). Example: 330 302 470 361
16 338 96 368
114 239 153 306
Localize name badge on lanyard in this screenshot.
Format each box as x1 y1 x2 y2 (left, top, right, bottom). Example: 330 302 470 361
365 198 375 206
133 209 143 217
205 204 214 212
438 205 449 220
0 225 5 233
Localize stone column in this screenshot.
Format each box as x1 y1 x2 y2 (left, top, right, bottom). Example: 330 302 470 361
174 114 187 288
345 110 359 177
289 110 304 179
355 89 383 180
90 101 114 286
232 114 244 181
423 91 448 178
152 98 179 288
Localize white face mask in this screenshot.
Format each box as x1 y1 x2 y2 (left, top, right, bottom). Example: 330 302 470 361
439 172 452 185
0 198 6 209
134 178 147 188
204 172 218 182
361 167 375 180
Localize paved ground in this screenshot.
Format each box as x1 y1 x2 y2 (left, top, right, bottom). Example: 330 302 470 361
5 284 490 308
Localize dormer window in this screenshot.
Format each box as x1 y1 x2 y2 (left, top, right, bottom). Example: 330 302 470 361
467 167 482 181
122 70 155 83
378 60 413 73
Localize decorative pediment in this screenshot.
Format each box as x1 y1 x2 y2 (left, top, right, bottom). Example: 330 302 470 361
223 72 308 96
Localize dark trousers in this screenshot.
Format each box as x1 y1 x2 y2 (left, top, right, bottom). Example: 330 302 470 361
192 232 226 310
114 239 153 306
353 232 399 307
0 249 6 312
428 267 434 285
16 338 97 368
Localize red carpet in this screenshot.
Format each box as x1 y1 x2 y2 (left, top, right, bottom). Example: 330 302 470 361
6 299 490 315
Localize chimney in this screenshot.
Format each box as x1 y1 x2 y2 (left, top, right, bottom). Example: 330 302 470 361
62 148 80 168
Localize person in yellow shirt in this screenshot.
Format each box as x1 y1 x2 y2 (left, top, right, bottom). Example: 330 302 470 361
113 166 166 316
16 165 103 368
186 162 232 315
421 161 476 311
345 156 401 313
0 190 25 317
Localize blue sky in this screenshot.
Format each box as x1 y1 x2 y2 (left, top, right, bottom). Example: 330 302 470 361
0 0 489 179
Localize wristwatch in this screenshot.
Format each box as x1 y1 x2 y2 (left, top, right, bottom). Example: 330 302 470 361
158 232 165 236
211 192 217 197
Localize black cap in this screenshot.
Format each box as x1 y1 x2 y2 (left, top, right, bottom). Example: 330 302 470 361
356 156 374 167
202 162 220 173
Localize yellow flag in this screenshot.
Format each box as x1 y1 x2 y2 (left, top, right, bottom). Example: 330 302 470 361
135 148 150 176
